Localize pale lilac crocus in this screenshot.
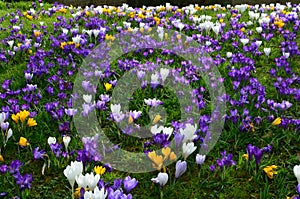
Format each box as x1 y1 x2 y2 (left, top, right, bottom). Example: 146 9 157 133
175 160 187 179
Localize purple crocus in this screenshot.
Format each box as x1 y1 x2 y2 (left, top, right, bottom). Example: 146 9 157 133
175 160 187 179
144 98 163 107
33 147 46 160
15 173 33 191
123 176 138 193
9 160 21 175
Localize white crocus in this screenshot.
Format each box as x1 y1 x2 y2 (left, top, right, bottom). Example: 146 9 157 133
93 29 101 38
255 40 262 47
283 52 290 59
163 127 173 140
63 135 71 152
151 172 168 187
264 48 271 57
7 40 14 49
62 28 69 35
72 35 82 45
93 186 107 199
160 68 169 82
151 73 160 85
76 173 87 188
226 52 233 58
6 128 13 144
64 161 83 196
177 23 185 32
150 125 164 135
84 29 93 37
47 137 56 145
110 104 121 114
85 173 100 191
179 123 197 143
83 94 92 103
294 165 300 184
240 38 249 46
182 142 197 160
84 191 94 199
256 27 262 33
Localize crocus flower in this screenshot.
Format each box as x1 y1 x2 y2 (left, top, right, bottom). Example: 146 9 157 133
63 135 71 152
83 94 92 104
85 172 100 191
182 142 197 160
33 147 46 160
27 118 37 127
196 154 206 165
94 166 106 176
5 128 12 144
294 165 300 184
47 137 56 145
123 176 138 193
19 137 29 147
263 165 277 179
151 172 168 187
179 123 197 143
93 186 107 199
11 113 20 123
63 161 83 189
19 110 30 122
147 151 163 170
104 83 113 92
144 98 163 107
175 160 187 179
272 117 281 126
264 48 271 57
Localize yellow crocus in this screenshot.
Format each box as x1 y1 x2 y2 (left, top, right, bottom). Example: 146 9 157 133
19 110 30 123
162 147 171 160
34 31 41 37
12 113 20 123
152 115 161 124
94 166 106 175
263 165 278 179
19 137 29 147
0 154 3 162
128 115 133 124
169 152 177 161
272 117 281 126
242 154 248 160
104 83 112 92
148 151 163 170
60 42 67 49
27 118 37 127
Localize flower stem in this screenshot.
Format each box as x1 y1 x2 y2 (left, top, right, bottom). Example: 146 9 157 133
71 184 74 199
160 189 164 199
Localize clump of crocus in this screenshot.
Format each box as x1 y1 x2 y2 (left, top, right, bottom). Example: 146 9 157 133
11 110 37 127
263 165 278 179
215 150 236 170
64 161 83 199
147 147 176 171
246 144 272 169
94 165 106 176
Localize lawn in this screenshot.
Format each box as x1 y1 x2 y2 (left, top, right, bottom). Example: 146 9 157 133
0 1 299 199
